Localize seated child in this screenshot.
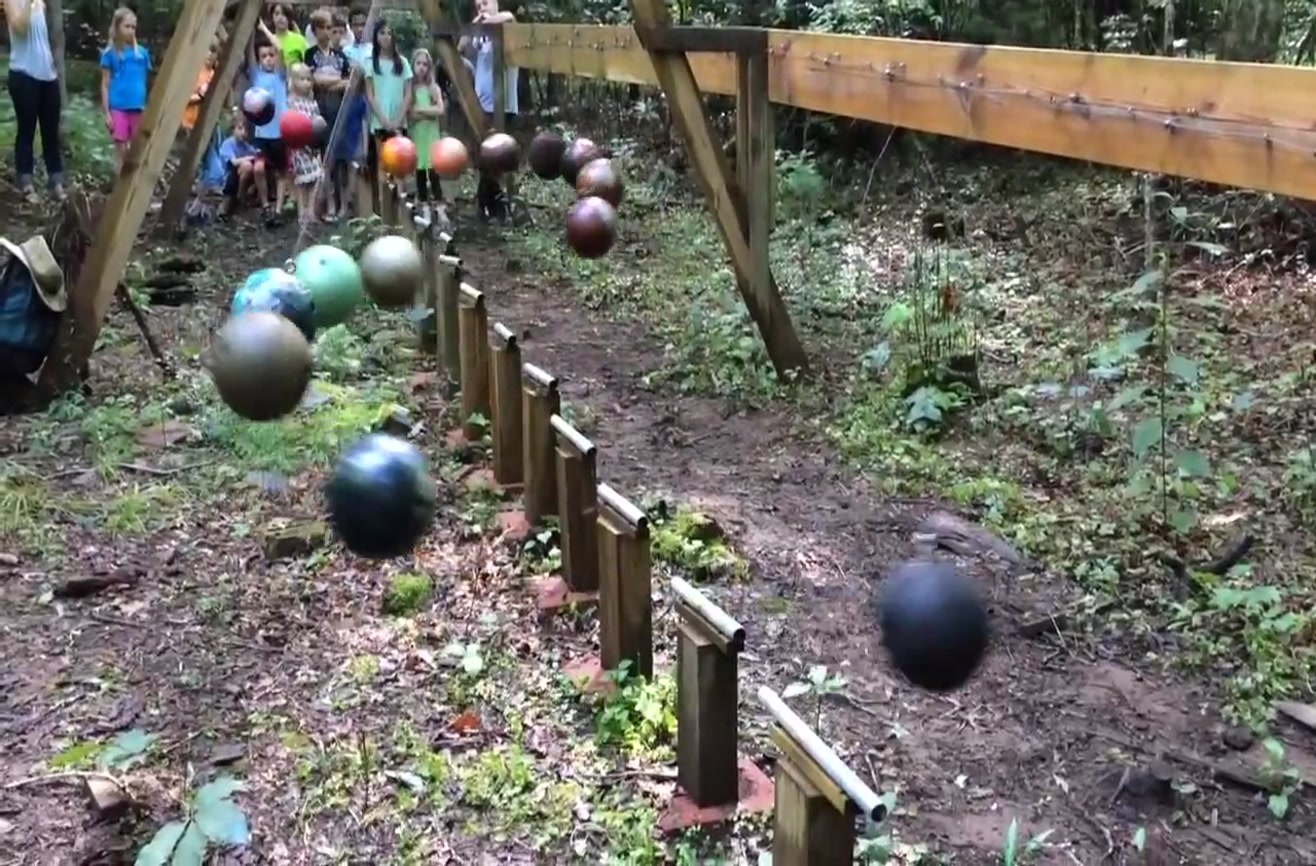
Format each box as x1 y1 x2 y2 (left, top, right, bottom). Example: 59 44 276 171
218 114 268 218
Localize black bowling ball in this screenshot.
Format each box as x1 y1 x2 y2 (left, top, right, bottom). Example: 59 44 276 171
325 434 437 559
877 559 988 692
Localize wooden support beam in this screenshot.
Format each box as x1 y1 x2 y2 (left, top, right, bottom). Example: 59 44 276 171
672 576 746 808
625 4 807 378
37 0 227 396
457 282 491 439
521 363 560 526
550 415 599 594
415 215 440 356
489 323 524 487
416 0 489 146
735 49 772 351
160 0 261 230
436 254 461 390
596 483 653 679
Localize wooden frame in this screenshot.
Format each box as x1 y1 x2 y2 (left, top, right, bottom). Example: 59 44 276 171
521 363 560 525
489 323 524 487
36 0 228 397
597 483 653 679
550 415 599 593
457 282 491 439
673 576 745 808
758 686 888 866
435 253 462 392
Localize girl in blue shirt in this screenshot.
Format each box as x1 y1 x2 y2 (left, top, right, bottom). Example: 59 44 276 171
99 7 151 173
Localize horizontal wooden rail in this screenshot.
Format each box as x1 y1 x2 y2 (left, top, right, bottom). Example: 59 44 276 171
504 23 1316 201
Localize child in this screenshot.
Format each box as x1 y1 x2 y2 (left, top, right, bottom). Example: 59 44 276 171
218 113 267 218
268 3 307 67
248 30 289 224
363 22 411 176
183 42 218 135
304 7 351 221
286 63 324 227
408 49 446 222
99 7 151 172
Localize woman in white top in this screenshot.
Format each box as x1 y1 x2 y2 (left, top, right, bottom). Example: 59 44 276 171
459 0 519 221
5 0 65 201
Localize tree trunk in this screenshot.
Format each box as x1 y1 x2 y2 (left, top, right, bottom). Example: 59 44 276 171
1216 0 1286 62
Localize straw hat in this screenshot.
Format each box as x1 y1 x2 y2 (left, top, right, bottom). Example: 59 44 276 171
0 235 66 313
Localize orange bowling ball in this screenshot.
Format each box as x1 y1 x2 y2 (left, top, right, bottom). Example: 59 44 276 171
430 136 470 180
380 135 419 177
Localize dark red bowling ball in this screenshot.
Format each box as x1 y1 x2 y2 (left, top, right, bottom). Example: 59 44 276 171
560 138 602 186
565 196 617 259
527 131 566 180
575 158 624 208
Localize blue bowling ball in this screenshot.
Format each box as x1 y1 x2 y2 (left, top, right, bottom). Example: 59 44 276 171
232 269 317 343
877 559 988 692
325 434 438 559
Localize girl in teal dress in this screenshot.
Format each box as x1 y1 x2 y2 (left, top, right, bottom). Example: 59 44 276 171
409 48 447 221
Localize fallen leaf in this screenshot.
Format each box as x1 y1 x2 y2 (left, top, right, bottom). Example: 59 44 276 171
135 420 197 449
450 711 481 734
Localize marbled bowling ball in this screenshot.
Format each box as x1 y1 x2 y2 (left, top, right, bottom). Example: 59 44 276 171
241 87 276 127
877 559 988 692
232 268 316 343
325 434 438 559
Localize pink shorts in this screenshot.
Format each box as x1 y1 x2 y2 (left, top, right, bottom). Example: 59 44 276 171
110 109 142 144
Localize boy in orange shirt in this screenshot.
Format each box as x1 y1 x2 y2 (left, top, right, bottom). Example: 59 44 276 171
183 43 219 132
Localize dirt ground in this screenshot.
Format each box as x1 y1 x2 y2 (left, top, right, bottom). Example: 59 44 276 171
2 174 1314 866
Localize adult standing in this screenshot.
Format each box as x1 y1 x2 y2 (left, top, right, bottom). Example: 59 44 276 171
458 0 518 221
5 0 66 202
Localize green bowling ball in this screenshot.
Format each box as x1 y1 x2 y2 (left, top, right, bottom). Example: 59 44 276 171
293 244 363 328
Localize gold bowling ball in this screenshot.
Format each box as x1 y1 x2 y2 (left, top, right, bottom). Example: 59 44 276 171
207 311 313 422
359 235 425 309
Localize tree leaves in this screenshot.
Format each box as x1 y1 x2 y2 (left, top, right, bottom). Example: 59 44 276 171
170 823 208 866
1131 417 1163 458
194 796 250 847
134 821 186 866
98 729 155 771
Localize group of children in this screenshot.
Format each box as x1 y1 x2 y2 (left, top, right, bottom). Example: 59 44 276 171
98 3 452 229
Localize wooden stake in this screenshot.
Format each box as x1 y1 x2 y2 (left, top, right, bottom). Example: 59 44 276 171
597 483 652 679
436 254 461 392
550 415 599 593
521 363 560 525
37 0 228 396
160 0 263 229
457 282 491 439
770 754 854 866
489 323 524 487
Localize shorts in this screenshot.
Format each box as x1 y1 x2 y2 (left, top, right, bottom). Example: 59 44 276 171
223 167 241 198
110 109 142 144
254 137 288 173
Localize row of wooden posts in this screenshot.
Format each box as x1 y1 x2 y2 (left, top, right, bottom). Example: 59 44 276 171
380 178 886 865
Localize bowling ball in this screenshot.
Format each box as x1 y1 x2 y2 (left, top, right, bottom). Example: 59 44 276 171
527 131 565 180
565 196 617 259
479 132 520 175
431 136 469 179
359 235 424 308
325 433 437 559
232 269 316 343
207 311 313 422
293 245 364 327
877 559 988 692
241 87 275 127
381 135 419 176
312 115 329 147
575 158 624 207
280 111 316 149
560 138 601 186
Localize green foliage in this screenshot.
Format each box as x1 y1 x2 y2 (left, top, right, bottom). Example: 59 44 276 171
781 664 847 731
136 776 250 866
382 573 434 616
647 502 747 581
593 663 677 757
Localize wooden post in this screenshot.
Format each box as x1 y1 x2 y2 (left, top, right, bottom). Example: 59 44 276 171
672 576 745 807
36 0 228 397
521 363 560 526
757 686 889 866
736 47 773 269
457 282 491 440
550 415 598 593
597 483 652 679
415 211 439 356
489 323 524 487
436 253 462 392
160 0 263 229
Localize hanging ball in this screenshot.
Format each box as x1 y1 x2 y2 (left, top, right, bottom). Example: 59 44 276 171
241 87 276 127
311 115 329 148
231 268 317 343
565 196 618 259
359 235 424 309
877 559 989 693
207 312 312 422
325 433 438 559
280 111 316 150
560 137 602 186
380 135 419 177
293 244 364 328
479 132 521 175
430 136 469 179
527 131 565 180
575 157 624 208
